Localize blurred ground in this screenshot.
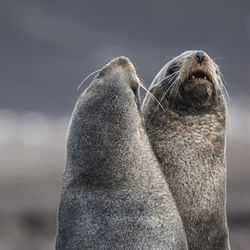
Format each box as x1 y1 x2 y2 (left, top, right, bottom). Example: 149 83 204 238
0 100 249 250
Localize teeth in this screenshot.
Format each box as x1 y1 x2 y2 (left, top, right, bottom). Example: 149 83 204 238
191 75 208 80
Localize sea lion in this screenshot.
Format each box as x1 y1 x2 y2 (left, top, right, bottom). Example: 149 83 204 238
56 57 188 249
142 50 230 250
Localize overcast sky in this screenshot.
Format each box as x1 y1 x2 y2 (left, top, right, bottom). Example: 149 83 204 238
0 0 249 115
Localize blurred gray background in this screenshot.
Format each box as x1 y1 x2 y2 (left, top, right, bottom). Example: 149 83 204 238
0 0 249 249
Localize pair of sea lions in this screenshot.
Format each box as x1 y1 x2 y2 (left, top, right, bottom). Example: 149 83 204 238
56 51 230 249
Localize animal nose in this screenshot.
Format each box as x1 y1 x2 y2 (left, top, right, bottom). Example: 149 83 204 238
196 51 206 64
118 56 129 65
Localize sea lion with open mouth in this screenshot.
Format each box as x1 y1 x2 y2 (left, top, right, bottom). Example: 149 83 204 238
143 50 230 250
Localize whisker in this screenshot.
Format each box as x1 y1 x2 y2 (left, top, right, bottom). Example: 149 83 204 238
165 55 175 59
225 100 232 145
165 76 179 100
170 80 182 108
154 70 180 86
151 72 180 116
216 71 232 143
212 57 223 61
222 84 231 102
136 73 145 86
139 82 165 111
215 77 232 143
218 72 231 101
77 68 102 91
220 90 232 144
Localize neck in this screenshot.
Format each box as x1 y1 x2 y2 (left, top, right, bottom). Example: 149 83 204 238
144 103 230 249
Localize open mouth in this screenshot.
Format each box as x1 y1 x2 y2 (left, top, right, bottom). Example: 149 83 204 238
188 71 212 83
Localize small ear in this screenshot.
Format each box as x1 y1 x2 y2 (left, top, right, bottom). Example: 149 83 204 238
141 84 158 109
130 81 139 97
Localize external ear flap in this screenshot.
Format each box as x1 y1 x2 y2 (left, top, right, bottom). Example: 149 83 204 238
141 85 158 109
130 80 141 110
130 80 139 97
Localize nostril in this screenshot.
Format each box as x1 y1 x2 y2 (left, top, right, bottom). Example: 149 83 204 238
196 51 206 64
118 56 129 65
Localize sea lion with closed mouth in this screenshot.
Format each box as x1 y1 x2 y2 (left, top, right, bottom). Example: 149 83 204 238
142 50 230 250
56 57 188 249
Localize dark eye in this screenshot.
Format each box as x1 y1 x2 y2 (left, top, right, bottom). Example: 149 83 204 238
167 66 179 75
97 70 104 79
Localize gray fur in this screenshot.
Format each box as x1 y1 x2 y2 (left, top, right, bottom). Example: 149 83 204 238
142 51 230 250
56 57 188 250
